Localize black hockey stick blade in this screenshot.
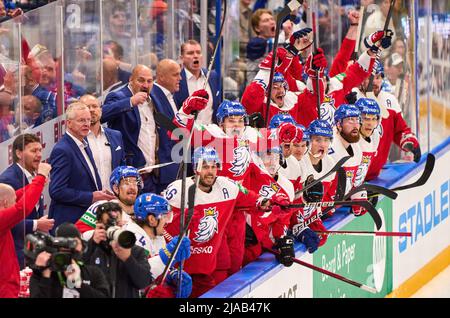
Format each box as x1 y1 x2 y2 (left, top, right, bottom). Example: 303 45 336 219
335 168 347 201
295 155 352 196
154 112 179 135
391 153 435 192
345 183 398 200
289 200 382 230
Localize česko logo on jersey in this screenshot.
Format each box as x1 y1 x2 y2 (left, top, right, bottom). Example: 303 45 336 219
229 141 250 177
320 96 336 127
194 207 219 243
259 182 280 198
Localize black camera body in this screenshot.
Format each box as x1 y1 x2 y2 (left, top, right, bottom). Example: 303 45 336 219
96 203 136 249
24 232 78 272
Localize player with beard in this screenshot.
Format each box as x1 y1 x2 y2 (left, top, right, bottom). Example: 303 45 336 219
163 147 266 297
328 104 368 216
353 62 421 181
354 98 381 188
171 98 297 277
75 166 142 238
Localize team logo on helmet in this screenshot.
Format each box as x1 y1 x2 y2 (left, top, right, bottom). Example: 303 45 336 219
194 207 219 243
259 182 280 198
319 96 336 127
229 144 251 177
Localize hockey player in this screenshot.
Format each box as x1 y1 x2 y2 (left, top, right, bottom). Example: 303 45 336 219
354 62 421 181
289 120 335 251
328 104 367 216
244 144 300 265
267 113 297 159
163 147 263 297
124 193 192 298
75 166 142 237
172 98 298 277
354 98 381 188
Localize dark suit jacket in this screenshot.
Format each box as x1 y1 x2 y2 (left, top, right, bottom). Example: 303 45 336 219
48 134 101 230
173 68 221 124
103 127 125 170
150 84 183 191
0 163 44 268
101 84 146 168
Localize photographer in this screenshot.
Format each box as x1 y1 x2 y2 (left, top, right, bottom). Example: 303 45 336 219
28 223 110 298
0 162 50 298
84 201 151 298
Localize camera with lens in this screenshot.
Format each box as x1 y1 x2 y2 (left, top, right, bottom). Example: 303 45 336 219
24 232 78 272
96 202 136 249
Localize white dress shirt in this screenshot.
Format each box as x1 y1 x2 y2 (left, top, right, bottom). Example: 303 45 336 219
184 68 213 125
17 163 40 231
66 131 100 190
154 82 178 115
87 126 112 191
137 98 157 167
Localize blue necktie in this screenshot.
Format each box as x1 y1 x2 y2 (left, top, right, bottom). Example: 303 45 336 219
84 143 103 190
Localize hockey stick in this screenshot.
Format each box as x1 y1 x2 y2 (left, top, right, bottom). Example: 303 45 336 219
294 155 351 197
138 161 176 174
352 4 379 61
335 167 347 201
366 0 396 92
310 0 321 120
343 183 398 201
264 0 302 126
315 230 412 237
263 247 377 293
356 153 435 199
289 199 382 230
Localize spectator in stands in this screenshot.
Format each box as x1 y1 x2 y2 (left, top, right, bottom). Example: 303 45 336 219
103 40 132 84
0 134 54 269
103 4 132 62
101 58 121 96
0 91 13 142
81 94 125 191
48 102 115 231
101 65 157 192
246 9 276 84
151 59 182 194
0 162 50 298
174 40 220 125
11 95 42 134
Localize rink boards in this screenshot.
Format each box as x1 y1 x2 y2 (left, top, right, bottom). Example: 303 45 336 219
203 137 450 298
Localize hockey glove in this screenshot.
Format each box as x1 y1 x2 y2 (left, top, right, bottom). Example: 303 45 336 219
400 133 421 163
248 112 265 128
364 29 393 53
303 175 324 202
159 236 191 265
167 269 192 298
285 27 313 55
345 91 358 105
305 47 328 78
278 122 300 143
273 235 295 267
182 89 209 115
293 227 320 253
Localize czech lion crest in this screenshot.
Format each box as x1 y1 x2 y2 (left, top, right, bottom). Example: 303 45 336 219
194 207 219 243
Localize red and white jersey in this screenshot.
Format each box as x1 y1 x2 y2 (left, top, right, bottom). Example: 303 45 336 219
288 154 335 242
173 110 278 184
279 155 303 186
328 132 363 196
354 88 414 180
123 222 167 279
163 176 251 275
245 157 295 247
355 132 380 187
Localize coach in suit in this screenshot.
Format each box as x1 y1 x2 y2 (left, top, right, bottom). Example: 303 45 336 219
101 65 158 192
48 103 115 231
0 134 54 268
80 94 125 191
151 59 185 194
174 39 221 125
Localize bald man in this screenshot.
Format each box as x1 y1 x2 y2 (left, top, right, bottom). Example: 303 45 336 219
101 64 157 192
0 162 51 298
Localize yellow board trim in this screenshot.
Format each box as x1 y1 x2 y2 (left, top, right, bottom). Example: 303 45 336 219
419 98 450 128
386 245 450 298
